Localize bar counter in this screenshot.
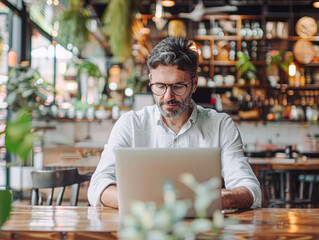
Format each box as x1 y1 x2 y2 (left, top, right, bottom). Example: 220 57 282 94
1 206 319 239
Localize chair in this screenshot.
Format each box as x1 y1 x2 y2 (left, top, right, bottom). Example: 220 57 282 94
30 168 92 206
261 169 319 208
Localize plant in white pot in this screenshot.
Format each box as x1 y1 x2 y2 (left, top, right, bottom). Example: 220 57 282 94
74 60 105 105
3 64 52 191
0 108 34 230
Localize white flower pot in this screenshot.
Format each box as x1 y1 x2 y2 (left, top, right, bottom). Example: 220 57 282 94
9 166 35 190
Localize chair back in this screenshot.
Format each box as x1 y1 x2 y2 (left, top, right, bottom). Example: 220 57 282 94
262 169 319 208
31 168 91 206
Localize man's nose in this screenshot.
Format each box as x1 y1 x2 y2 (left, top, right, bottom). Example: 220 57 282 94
163 86 175 100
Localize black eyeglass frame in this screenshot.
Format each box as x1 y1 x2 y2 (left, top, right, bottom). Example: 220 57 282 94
149 81 192 96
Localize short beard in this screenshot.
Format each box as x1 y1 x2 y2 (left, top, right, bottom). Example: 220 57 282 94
156 91 193 118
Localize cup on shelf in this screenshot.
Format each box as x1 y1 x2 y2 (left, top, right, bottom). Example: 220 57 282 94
268 75 280 87
224 75 235 85
197 76 207 86
214 75 224 86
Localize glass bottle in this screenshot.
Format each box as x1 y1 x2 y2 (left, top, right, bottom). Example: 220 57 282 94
197 22 207 36
202 41 211 60
229 41 236 61
300 68 306 87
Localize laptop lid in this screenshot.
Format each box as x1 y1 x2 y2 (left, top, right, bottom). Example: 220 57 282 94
115 148 221 217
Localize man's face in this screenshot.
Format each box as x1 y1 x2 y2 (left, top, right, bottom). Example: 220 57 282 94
150 65 197 118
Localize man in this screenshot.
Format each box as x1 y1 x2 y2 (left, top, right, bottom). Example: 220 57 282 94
88 37 262 209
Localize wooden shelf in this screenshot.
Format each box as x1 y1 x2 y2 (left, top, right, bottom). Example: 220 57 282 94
211 60 237 66
199 60 266 66
271 84 319 90
194 35 239 41
266 36 319 41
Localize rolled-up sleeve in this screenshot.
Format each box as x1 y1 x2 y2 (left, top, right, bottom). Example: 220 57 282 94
220 116 262 208
87 114 132 206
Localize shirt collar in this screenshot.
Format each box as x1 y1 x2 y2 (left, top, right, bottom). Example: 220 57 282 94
155 99 198 126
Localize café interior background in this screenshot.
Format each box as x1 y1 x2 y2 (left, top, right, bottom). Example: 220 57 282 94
0 0 319 189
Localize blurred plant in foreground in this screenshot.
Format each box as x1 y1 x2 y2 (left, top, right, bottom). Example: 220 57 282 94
119 173 237 240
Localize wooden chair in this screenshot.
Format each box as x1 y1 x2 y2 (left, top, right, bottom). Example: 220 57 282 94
30 168 92 206
261 170 319 208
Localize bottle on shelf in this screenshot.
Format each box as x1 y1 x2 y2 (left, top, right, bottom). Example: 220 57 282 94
305 69 312 85
229 41 236 61
241 41 250 57
300 68 306 87
201 41 211 60
197 22 207 36
210 20 224 37
251 22 263 39
251 40 258 61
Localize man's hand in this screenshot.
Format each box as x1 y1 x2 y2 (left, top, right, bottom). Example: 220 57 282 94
221 186 253 209
100 184 118 208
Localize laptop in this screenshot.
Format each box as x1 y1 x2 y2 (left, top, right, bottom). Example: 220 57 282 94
115 148 221 217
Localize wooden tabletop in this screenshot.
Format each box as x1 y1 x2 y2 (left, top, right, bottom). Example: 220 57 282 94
2 206 319 239
249 157 319 170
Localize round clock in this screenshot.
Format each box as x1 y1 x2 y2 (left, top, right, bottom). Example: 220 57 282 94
296 16 318 38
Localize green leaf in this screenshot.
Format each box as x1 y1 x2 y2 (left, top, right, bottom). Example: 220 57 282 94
0 190 12 227
5 109 33 161
21 89 34 98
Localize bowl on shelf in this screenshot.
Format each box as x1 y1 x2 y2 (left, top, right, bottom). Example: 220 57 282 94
95 110 111 120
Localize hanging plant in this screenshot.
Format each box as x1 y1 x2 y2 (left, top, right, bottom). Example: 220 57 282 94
102 0 141 59
58 0 90 52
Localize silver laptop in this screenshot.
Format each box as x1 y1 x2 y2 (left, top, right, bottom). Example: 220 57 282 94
115 148 221 217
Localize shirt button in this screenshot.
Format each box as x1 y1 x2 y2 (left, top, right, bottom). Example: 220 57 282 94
174 138 177 143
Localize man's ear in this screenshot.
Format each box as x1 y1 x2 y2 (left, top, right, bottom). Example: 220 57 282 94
192 75 198 93
148 73 151 82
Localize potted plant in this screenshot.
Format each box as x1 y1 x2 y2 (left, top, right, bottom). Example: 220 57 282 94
3 64 52 191
235 51 258 85
5 65 53 112
74 60 105 105
74 100 92 119
0 108 36 230
266 50 293 87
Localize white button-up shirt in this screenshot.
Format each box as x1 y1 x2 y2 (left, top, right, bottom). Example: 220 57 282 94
88 100 262 208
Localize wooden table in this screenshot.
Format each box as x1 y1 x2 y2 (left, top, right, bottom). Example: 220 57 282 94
249 157 319 171
2 206 319 239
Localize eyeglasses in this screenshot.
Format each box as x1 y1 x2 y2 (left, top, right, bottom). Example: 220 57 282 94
149 81 191 96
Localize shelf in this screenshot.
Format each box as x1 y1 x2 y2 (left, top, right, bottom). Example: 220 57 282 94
266 36 319 41
199 60 266 66
271 84 319 90
212 60 237 66
212 84 269 89
194 35 239 41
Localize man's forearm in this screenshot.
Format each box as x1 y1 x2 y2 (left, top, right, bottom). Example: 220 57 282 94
221 186 253 209
100 184 119 208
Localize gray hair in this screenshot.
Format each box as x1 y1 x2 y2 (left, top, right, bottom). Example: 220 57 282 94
147 37 199 81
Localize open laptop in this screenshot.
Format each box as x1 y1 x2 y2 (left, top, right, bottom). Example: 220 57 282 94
115 148 221 217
